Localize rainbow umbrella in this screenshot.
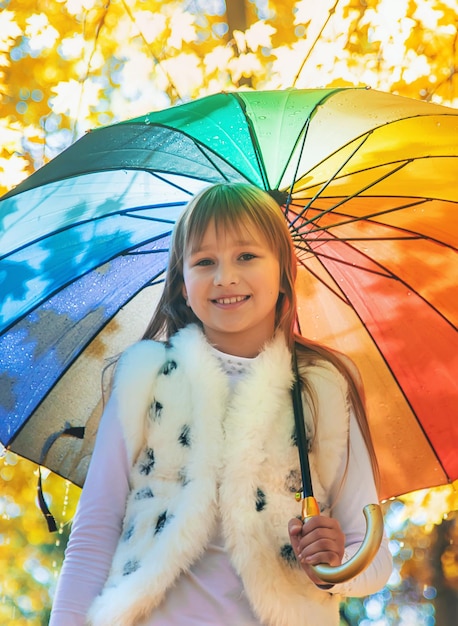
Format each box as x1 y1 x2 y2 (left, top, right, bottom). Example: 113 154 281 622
1 87 457 501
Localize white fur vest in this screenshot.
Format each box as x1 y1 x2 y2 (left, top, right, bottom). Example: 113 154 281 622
87 325 350 626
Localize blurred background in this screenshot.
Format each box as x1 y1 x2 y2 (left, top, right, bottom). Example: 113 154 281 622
0 1 457 624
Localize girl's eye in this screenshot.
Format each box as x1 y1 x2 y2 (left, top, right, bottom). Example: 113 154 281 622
239 253 256 261
195 258 213 267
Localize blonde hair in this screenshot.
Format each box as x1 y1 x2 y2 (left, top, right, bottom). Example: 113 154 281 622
143 182 379 494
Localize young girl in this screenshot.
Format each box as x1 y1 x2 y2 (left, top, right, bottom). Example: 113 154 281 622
49 183 392 626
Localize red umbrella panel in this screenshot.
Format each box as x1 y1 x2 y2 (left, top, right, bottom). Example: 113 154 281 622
290 198 457 501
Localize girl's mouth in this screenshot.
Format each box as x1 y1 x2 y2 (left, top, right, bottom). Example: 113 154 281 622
213 295 249 305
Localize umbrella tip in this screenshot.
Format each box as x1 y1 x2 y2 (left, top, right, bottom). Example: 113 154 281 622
267 189 289 206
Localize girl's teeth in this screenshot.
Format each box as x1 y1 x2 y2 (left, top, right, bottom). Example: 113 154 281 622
218 296 245 304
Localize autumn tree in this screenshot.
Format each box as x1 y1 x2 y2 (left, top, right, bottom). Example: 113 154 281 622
1 0 457 195
0 452 79 625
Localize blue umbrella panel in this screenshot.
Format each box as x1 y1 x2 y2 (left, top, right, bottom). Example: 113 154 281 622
0 171 210 485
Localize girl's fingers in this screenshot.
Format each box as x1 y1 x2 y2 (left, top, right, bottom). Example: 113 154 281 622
288 518 303 536
298 541 342 566
288 518 303 556
288 516 345 568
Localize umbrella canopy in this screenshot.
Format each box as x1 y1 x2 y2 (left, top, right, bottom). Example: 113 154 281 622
0 87 457 501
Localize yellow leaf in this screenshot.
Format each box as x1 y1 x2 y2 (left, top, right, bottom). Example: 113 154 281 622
0 155 29 189
203 45 235 74
161 53 203 97
168 9 197 49
0 10 22 49
132 10 167 44
50 79 102 119
25 14 60 51
244 21 276 52
228 52 264 82
65 0 100 16
232 29 247 54
0 119 26 152
60 33 86 59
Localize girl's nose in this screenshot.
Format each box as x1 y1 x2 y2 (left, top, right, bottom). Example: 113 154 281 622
214 262 238 286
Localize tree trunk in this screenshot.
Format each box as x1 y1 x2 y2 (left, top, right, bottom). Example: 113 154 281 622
225 0 252 87
432 517 458 625
225 0 247 33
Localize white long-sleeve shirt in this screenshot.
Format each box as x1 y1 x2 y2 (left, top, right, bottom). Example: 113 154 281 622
49 349 392 626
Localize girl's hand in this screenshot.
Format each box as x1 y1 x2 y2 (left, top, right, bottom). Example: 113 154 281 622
288 515 345 586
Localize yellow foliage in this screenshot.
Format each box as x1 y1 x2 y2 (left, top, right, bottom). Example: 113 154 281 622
1 452 80 624
1 0 457 194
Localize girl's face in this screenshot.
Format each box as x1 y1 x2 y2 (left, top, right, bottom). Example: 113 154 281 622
182 219 281 357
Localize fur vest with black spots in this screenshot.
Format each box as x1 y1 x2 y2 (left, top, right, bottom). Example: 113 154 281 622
86 324 350 626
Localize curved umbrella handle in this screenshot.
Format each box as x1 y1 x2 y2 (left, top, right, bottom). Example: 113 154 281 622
301 497 384 585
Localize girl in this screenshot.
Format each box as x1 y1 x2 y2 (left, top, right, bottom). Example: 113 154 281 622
49 183 392 626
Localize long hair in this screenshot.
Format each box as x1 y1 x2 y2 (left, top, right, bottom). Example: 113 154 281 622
142 181 380 494
143 182 297 344
295 336 380 496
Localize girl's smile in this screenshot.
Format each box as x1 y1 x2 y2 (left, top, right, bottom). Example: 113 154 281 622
213 295 249 305
182 219 281 357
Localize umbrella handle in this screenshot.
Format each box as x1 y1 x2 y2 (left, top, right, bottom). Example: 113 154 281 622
300 497 384 584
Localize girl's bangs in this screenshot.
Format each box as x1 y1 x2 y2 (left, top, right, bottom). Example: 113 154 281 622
185 188 283 255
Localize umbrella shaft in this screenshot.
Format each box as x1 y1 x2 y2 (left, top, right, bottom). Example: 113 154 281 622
292 352 314 498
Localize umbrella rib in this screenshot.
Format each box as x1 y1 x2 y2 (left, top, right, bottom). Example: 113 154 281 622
277 89 356 199
299 197 429 234
297 246 392 279
145 120 260 186
293 235 422 243
144 170 201 196
127 127 239 184
296 256 351 306
293 196 458 252
314 263 446 471
292 113 458 212
124 249 170 255
232 93 270 190
123 211 176 224
171 129 259 185
300 248 456 460
283 118 312 210
300 239 457 332
148 276 165 287
0 203 181 262
289 133 371 228
291 159 412 234
3 267 168 454
0 234 171 336
191 140 246 183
